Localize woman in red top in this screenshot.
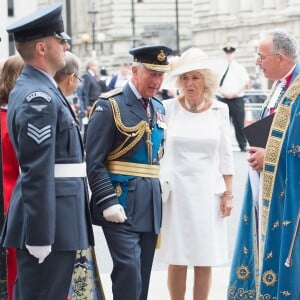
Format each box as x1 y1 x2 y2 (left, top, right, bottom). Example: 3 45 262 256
0 54 24 300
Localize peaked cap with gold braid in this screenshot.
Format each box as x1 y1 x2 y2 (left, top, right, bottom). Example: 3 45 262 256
129 45 173 72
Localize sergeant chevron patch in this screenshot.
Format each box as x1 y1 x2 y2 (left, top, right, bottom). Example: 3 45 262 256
27 123 51 144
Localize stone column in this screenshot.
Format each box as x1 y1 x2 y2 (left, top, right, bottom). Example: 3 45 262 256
240 0 252 11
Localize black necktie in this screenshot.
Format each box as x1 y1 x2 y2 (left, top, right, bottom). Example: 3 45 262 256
219 64 230 87
140 98 148 110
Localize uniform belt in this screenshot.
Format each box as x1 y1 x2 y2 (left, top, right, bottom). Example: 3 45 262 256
107 161 160 178
54 162 86 178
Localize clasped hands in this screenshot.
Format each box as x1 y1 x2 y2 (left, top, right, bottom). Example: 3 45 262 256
103 204 127 223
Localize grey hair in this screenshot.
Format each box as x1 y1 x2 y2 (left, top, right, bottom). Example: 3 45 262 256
54 51 80 83
86 59 98 70
260 29 298 60
176 69 219 102
132 61 144 69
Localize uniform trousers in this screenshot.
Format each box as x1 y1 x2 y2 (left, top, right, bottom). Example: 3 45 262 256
14 248 76 300
102 226 157 300
217 96 247 150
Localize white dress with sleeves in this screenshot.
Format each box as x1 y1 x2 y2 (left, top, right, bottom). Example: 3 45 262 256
158 98 234 266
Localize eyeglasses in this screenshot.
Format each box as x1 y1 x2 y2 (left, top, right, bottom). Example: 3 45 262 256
256 53 280 62
72 74 82 82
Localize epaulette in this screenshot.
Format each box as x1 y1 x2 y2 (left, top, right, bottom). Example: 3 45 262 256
100 87 123 99
89 99 101 118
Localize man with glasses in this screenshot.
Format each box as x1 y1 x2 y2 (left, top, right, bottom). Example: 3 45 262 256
228 29 300 300
54 51 82 99
54 51 82 118
0 4 94 299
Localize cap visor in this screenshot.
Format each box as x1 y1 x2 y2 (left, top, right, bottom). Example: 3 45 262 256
54 32 71 40
142 63 170 73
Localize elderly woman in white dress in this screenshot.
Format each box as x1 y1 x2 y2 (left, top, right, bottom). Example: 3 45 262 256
158 48 234 300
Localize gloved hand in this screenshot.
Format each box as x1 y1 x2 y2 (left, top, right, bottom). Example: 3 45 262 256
26 245 52 264
103 204 127 223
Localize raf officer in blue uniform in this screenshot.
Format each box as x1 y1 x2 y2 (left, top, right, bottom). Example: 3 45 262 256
86 45 173 300
0 3 94 300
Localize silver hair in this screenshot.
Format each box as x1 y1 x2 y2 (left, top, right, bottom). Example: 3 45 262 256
176 69 219 102
57 51 80 76
132 61 144 69
86 59 98 70
260 29 298 60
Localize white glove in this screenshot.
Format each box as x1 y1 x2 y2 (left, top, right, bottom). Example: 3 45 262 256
26 245 52 264
160 180 171 203
103 204 127 223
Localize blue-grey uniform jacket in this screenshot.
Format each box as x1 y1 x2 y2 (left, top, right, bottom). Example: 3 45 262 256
0 65 94 251
86 84 165 234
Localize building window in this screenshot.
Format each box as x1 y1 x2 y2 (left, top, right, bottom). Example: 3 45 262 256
8 0 14 17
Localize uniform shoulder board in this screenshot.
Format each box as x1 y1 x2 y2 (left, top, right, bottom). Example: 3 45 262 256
100 87 123 99
89 99 102 118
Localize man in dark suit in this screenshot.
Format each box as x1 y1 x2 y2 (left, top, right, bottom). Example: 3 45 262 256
81 59 102 112
0 4 94 299
86 45 173 300
80 60 102 145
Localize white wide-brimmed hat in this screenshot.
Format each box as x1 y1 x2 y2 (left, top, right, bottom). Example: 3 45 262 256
162 47 225 89
169 47 214 76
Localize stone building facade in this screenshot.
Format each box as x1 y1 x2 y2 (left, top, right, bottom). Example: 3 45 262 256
2 0 300 84
62 0 193 72
49 0 300 84
191 0 300 86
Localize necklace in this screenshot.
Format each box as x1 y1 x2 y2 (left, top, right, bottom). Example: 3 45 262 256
184 98 205 113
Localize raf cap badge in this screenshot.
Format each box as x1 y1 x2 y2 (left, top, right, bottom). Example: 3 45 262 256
157 50 166 62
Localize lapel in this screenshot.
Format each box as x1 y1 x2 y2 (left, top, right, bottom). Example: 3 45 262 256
57 88 79 125
123 84 147 121
50 87 84 154
87 71 98 85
